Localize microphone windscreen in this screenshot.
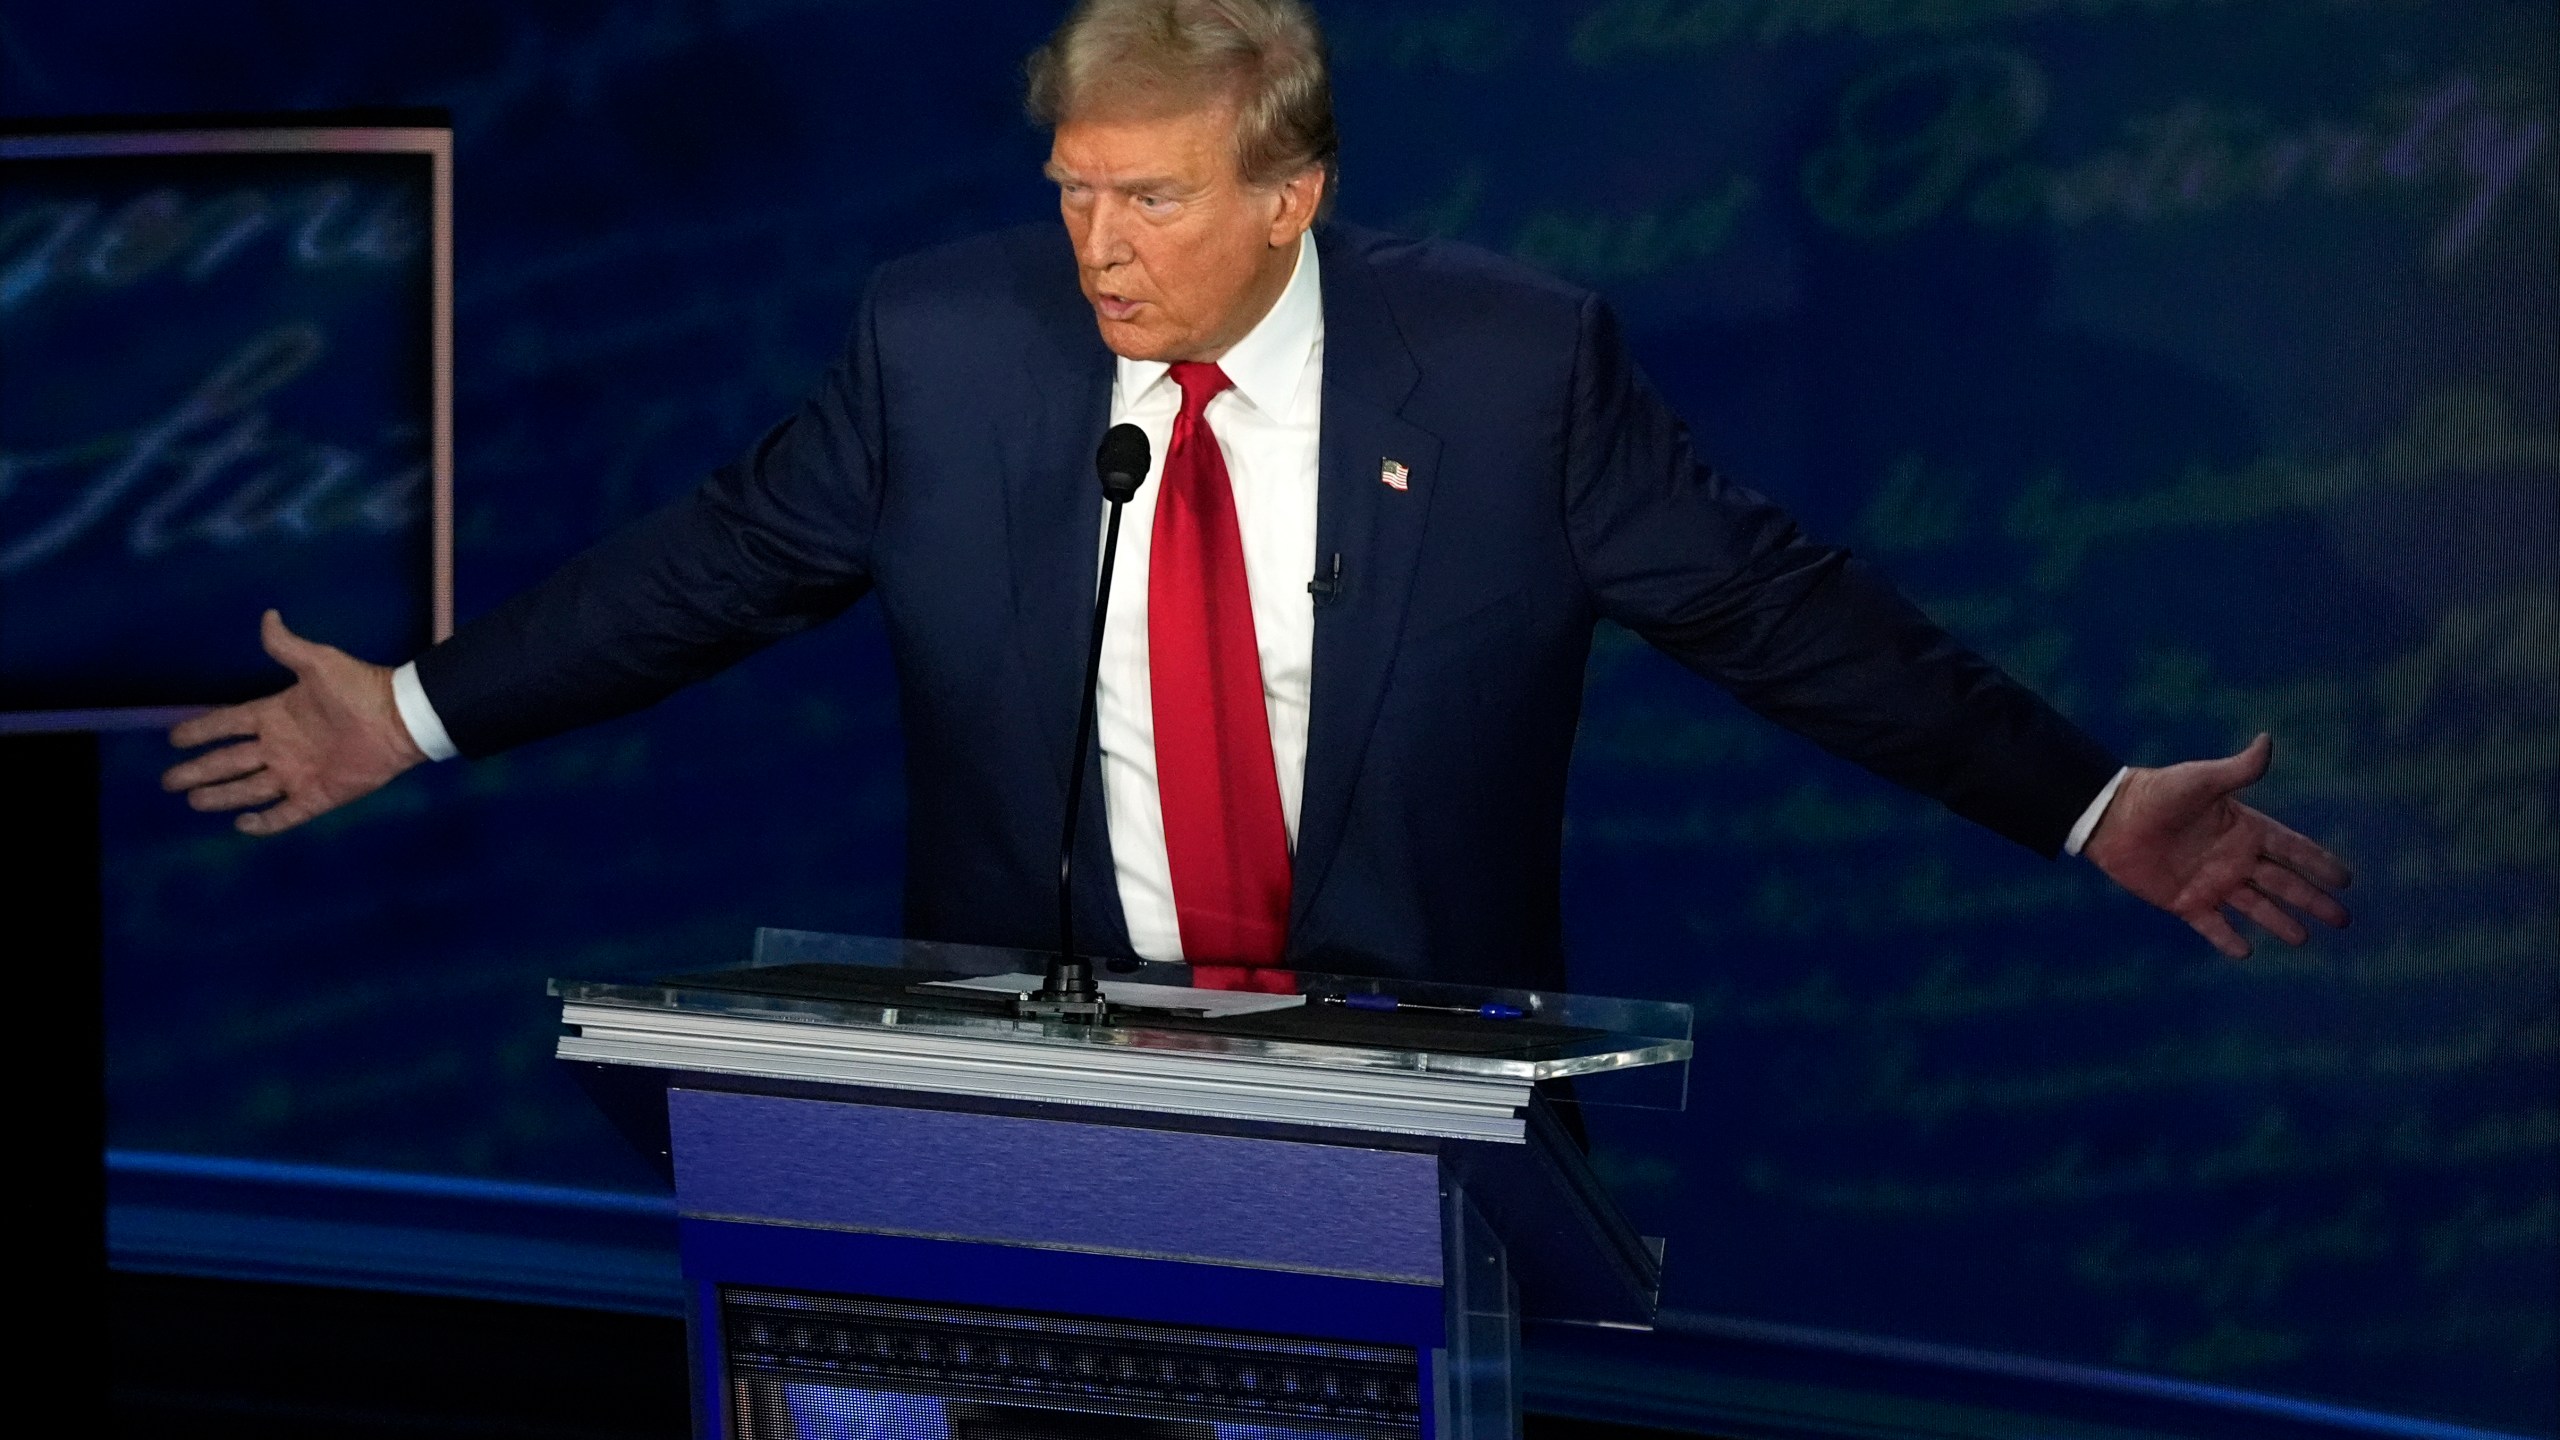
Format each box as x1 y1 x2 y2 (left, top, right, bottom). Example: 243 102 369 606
1095 423 1150 503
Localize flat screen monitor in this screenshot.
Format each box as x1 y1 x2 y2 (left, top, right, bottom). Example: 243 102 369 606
0 116 452 731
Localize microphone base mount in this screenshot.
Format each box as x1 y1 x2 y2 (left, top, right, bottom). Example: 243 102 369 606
1016 952 1111 1024
1014 993 1112 1023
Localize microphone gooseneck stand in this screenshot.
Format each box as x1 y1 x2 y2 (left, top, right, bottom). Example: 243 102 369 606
1019 423 1151 1023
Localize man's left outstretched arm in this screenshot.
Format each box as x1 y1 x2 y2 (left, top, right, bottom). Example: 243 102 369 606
1554 292 2350 954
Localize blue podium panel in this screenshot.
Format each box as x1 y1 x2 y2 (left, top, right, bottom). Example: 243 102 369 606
669 1088 1444 1283
667 1090 1462 1440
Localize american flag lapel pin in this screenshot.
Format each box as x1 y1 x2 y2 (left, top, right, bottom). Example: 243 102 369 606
1379 458 1410 492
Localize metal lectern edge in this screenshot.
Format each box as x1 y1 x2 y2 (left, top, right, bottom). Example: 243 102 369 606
559 1002 1534 1142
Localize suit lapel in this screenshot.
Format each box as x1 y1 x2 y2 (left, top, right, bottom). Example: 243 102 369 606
1290 230 1443 940
999 242 1124 948
1002 272 1115 792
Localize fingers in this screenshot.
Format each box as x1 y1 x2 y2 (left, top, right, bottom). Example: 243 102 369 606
2252 860 2349 930
169 701 263 751
177 612 320 745
186 770 285 814
2229 886 2311 947
2259 817 2354 891
236 794 321 837
2186 908 2252 960
260 608 326 675
162 739 267 793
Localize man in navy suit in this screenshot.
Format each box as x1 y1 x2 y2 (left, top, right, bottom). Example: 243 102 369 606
163 0 2348 988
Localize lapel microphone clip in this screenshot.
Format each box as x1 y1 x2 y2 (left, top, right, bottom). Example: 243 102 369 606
1308 552 1344 606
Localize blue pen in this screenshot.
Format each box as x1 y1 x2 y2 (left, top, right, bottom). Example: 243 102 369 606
1325 993 1525 1020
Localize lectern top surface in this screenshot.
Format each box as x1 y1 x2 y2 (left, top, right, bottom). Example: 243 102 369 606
551 929 1692 1083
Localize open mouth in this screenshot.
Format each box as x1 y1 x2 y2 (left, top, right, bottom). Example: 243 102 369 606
1094 292 1143 321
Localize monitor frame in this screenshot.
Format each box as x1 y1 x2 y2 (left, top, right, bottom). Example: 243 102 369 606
0 119 453 733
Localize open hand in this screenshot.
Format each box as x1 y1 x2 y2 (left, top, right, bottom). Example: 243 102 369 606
161 610 425 836
2084 733 2351 958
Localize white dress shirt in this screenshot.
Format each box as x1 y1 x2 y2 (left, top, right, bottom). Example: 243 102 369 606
391 227 2125 951
1095 233 1324 961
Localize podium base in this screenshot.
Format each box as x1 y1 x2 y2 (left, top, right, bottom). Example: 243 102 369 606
661 1084 1530 1438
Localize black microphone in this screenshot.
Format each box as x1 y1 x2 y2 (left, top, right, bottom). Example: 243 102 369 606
1022 423 1150 1022
1096 422 1148 503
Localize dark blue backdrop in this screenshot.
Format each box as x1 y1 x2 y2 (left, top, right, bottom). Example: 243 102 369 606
5 2 2551 1433
1 146 440 708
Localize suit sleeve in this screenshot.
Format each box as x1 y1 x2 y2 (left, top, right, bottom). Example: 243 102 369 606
1559 292 2119 857
411 281 890 758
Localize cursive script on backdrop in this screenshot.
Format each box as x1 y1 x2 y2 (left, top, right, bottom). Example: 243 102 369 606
0 323 427 577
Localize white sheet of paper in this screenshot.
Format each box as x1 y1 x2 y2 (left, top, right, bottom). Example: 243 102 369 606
919 973 1308 1018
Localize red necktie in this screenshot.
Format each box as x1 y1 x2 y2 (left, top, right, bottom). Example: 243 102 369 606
1150 362 1292 966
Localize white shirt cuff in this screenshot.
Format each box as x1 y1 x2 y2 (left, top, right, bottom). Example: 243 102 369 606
392 661 459 762
2063 766 2131 857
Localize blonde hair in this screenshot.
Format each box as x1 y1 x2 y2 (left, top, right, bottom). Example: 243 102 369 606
1025 0 1339 215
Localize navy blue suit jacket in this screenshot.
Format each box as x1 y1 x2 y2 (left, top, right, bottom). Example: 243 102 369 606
416 222 2118 991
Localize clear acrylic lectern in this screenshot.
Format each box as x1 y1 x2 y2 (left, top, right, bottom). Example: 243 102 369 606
554 930 1692 1440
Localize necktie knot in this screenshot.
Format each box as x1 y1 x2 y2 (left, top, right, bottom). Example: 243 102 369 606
1169 361 1232 419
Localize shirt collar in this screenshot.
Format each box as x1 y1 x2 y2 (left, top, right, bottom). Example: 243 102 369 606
1115 230 1321 417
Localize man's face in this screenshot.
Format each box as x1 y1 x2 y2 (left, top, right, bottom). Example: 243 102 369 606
1048 101 1316 363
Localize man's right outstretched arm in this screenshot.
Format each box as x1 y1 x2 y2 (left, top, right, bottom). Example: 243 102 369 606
165 280 893 833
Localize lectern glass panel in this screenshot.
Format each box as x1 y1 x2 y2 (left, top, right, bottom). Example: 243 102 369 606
744 928 1692 1059
553 929 1695 1090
